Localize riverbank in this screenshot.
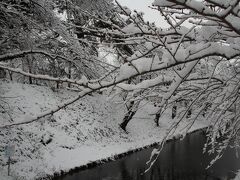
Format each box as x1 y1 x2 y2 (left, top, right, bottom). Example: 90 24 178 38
0 80 209 179
51 128 208 180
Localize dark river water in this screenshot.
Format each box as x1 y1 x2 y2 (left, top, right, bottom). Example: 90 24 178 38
55 130 240 180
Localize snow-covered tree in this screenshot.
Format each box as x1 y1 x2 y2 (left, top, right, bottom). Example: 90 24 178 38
1 0 240 168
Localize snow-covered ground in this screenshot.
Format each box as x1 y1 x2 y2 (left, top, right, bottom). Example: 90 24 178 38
235 171 240 180
0 169 14 180
0 80 209 179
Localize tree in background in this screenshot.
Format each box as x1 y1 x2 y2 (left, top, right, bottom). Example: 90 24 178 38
0 0 115 87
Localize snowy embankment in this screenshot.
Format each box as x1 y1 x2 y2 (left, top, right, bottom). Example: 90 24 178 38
0 80 209 179
235 171 240 180
0 169 14 180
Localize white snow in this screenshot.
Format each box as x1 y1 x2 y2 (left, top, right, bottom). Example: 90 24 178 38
234 171 240 180
0 80 209 179
122 6 131 15
0 169 15 180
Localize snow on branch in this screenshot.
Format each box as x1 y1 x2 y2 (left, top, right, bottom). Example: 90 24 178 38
0 64 89 89
0 49 75 64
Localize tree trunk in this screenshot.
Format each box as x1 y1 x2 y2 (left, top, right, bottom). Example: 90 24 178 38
120 100 139 131
56 81 59 89
0 68 6 79
8 70 12 81
172 105 177 119
23 55 33 84
186 109 192 118
28 63 33 84
154 112 160 127
68 62 71 88
120 110 136 131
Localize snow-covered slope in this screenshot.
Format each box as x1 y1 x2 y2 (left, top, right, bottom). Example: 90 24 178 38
234 171 240 180
0 80 208 179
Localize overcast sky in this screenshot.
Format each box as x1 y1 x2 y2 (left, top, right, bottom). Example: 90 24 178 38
117 0 166 27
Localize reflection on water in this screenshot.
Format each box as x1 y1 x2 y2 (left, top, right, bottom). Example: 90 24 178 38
55 131 240 180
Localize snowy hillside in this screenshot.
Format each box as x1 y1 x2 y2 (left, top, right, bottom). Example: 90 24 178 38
0 80 208 179
235 172 240 180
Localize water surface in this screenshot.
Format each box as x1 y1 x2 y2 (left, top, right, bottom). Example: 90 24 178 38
55 131 240 180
